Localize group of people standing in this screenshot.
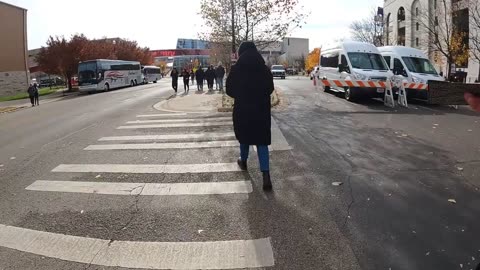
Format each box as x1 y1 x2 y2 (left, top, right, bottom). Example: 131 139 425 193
170 63 226 94
27 83 39 107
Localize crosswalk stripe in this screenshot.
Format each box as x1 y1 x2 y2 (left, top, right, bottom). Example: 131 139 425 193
27 180 253 195
137 113 188 117
117 122 232 129
85 141 239 150
0 224 274 269
126 117 231 124
98 132 236 141
52 163 242 174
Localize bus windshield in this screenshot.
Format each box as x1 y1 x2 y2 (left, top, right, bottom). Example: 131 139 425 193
347 53 388 71
78 62 98 85
402 57 438 75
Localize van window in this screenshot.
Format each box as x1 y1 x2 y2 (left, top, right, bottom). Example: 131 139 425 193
320 53 339 68
402 57 438 75
393 58 405 72
347 53 388 70
383 56 391 68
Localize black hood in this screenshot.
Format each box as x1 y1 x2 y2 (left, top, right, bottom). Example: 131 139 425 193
236 48 265 69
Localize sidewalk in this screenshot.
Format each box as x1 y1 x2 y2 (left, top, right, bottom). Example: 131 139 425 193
0 89 76 113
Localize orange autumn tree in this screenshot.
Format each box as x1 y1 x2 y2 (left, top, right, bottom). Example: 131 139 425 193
305 48 320 73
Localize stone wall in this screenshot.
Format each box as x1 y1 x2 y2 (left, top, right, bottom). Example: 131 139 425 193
0 71 29 97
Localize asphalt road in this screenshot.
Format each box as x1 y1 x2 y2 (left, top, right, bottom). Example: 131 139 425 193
0 76 478 270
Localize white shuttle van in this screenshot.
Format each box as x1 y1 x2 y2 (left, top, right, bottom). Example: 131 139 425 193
378 46 444 99
318 41 393 101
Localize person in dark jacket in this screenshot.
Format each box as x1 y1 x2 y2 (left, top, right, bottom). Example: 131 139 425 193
27 83 36 107
182 68 190 93
171 68 179 93
215 63 226 92
195 67 205 91
205 66 215 91
226 41 274 191
33 83 39 106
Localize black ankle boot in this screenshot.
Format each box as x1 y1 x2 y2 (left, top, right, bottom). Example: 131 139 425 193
262 171 272 191
237 158 247 171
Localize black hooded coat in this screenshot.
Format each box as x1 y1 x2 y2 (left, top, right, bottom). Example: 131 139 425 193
226 42 274 145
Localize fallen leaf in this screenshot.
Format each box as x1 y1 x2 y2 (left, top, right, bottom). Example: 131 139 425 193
448 199 457 204
468 129 473 132
401 134 408 137
367 198 371 201
433 126 437 129
332 182 343 186
457 167 464 171
434 124 439 126
0 164 3 167
10 157 15 160
80 210 84 214
198 230 204 234
412 230 416 234
472 256 475 261
95 175 101 178
426 251 430 256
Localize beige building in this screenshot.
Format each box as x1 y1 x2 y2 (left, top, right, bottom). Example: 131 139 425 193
0 1 28 97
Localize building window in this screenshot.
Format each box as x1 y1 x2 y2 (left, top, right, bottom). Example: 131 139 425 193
416 22 420 31
416 38 419 47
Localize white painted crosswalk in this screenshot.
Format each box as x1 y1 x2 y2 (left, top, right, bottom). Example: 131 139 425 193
117 122 232 129
85 141 239 150
98 132 235 141
0 224 274 269
27 180 253 195
11 110 291 269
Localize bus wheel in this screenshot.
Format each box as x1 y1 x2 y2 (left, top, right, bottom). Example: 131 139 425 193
104 84 110 92
134 79 138 85
130 80 134 87
345 87 357 102
153 80 157 83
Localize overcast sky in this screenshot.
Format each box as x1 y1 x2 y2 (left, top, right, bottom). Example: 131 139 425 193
6 0 383 51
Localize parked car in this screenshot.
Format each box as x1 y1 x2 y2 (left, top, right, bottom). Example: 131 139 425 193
379 46 444 99
286 68 298 75
271 65 286 79
318 41 393 101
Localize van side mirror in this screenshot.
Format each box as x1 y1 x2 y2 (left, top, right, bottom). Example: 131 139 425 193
339 64 350 73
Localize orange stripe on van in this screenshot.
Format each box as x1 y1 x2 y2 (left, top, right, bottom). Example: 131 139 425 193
368 81 377 88
321 80 331 87
346 80 355 87
334 80 344 87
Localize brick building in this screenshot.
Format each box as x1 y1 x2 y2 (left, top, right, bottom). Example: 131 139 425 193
0 1 29 97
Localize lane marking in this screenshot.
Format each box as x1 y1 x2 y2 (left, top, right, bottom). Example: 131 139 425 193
27 180 253 195
117 122 232 129
0 224 274 269
85 141 238 150
126 117 231 124
52 163 242 174
98 132 236 141
137 113 188 117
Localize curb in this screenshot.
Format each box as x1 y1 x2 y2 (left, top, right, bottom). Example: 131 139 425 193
153 96 219 114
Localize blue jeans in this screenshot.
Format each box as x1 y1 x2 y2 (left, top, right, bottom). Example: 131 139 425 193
240 144 269 172
217 77 224 90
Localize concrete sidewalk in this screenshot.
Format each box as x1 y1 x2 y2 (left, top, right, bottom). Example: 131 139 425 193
0 89 76 113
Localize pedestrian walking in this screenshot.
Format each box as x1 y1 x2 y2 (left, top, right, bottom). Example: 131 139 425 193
182 68 190 93
215 62 226 92
226 41 274 191
205 65 215 91
195 67 205 91
171 68 179 93
33 83 39 106
190 69 195 86
27 83 36 107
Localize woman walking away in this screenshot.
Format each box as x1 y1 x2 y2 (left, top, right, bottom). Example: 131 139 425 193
195 67 205 91
226 41 274 191
171 68 179 93
27 83 35 107
33 83 39 106
182 68 190 93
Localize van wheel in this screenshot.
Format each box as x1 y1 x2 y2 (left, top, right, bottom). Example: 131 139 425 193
345 87 357 102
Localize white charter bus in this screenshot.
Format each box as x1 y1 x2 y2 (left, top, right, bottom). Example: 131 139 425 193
78 59 142 92
142 66 161 84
